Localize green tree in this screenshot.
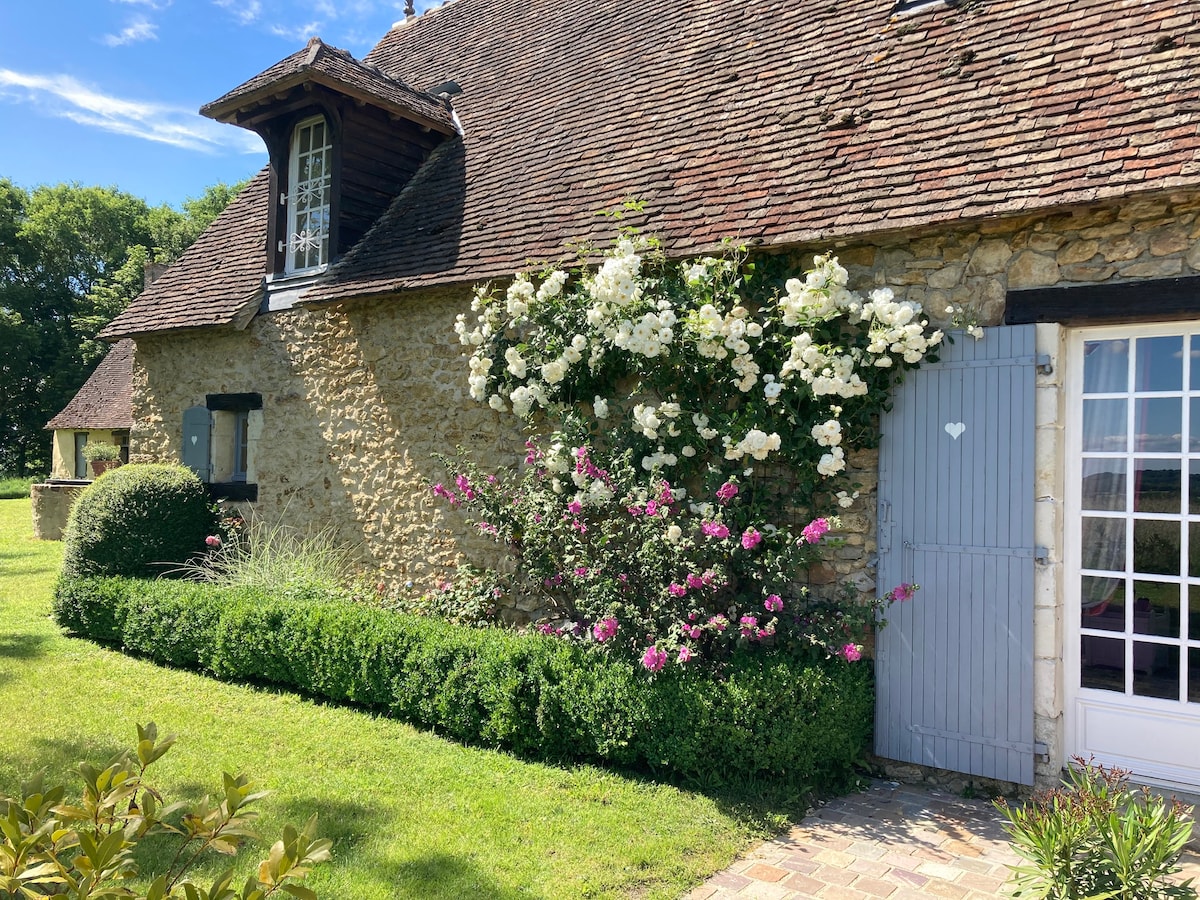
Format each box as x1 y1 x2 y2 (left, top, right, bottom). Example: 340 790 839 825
0 178 248 475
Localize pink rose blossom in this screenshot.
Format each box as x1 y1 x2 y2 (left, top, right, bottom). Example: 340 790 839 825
684 624 702 639
764 594 783 612
715 481 739 505
205 535 222 549
840 643 863 662
574 566 589 577
708 615 729 632
686 573 705 590
889 582 918 602
800 517 831 544
593 617 619 642
677 646 693 664
641 645 667 671
628 505 643 517
701 521 730 539
567 500 583 515
739 615 758 638
645 500 658 516
741 528 763 550
668 582 688 597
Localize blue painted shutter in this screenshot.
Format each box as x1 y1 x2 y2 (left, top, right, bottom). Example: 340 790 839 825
181 405 212 482
875 325 1040 785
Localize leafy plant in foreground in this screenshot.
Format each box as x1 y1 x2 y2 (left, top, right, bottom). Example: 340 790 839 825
0 723 331 899
996 757 1196 899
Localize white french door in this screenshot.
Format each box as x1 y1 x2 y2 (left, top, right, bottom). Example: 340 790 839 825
1066 323 1200 789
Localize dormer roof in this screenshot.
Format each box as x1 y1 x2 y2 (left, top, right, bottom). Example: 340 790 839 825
200 36 456 136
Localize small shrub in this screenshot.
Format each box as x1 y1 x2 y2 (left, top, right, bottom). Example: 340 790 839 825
53 576 873 790
60 464 214 579
997 757 1197 900
80 440 122 462
0 722 331 899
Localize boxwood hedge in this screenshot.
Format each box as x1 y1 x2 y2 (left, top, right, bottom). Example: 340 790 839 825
54 577 873 789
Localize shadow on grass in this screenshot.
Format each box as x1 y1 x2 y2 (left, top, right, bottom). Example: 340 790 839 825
0 734 130 792
0 631 47 661
278 796 536 899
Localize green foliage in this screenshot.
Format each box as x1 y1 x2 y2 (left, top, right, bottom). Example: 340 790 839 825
997 758 1197 899
174 518 353 602
60 465 215 580
53 577 873 790
0 178 246 475
0 477 36 500
81 442 122 463
0 722 330 900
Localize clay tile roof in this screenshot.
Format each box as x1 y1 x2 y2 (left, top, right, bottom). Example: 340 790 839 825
113 0 1200 329
201 36 455 135
99 170 269 340
46 340 135 430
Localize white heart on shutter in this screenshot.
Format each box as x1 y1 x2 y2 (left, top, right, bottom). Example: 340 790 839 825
944 422 966 440
191 435 198 446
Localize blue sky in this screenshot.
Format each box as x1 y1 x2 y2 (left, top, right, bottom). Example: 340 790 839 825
0 0 437 209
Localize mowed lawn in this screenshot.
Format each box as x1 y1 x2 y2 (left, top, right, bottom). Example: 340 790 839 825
0 498 776 899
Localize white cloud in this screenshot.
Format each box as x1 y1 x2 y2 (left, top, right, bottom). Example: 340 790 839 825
0 69 264 155
102 16 158 46
111 0 172 8
213 0 262 25
267 20 323 42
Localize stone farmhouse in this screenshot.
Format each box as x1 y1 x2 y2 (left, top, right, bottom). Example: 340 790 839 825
98 0 1200 790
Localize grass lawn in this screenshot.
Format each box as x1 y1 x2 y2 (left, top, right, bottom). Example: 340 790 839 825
0 497 788 899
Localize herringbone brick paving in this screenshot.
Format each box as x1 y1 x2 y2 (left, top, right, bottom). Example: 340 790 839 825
688 780 1200 899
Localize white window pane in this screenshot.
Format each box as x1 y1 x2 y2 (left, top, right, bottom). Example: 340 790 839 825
1084 339 1128 394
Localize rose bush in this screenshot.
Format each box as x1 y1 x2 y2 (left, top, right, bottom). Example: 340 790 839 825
435 229 940 669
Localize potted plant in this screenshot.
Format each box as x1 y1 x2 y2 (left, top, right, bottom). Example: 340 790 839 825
81 441 122 477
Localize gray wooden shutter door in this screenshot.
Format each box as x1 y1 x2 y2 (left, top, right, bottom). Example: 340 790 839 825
875 325 1039 785
181 405 212 482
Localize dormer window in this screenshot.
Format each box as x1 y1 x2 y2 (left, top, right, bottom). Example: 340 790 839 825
287 116 332 274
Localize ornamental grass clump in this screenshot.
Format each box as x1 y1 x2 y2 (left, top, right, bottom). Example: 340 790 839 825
177 516 354 601
996 757 1197 900
432 225 940 668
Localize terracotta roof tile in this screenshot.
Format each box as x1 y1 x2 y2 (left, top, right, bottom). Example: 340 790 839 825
115 0 1200 327
100 171 268 339
45 340 135 430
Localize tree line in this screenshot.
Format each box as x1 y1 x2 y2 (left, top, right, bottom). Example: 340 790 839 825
0 179 245 475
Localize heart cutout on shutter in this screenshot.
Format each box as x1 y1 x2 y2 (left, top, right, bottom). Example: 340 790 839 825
191 435 198 446
944 422 966 440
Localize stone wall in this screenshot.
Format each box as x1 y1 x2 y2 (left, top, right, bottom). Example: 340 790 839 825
132 286 523 588
131 188 1200 789
31 483 85 541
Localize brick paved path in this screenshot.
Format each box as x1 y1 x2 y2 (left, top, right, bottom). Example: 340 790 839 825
688 780 1200 899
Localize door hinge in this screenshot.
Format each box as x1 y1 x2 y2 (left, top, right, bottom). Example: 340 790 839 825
1036 354 1053 375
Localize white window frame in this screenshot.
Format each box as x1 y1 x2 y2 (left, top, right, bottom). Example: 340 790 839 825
285 115 332 275
1064 320 1200 790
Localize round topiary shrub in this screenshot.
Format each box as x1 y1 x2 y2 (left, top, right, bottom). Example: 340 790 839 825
61 464 215 579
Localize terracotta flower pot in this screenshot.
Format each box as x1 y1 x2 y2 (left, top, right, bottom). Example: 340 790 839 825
90 460 122 477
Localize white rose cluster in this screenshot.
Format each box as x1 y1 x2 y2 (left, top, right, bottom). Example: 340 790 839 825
723 428 782 462
779 334 868 398
609 306 676 358
811 418 842 447
860 287 944 366
778 254 852 326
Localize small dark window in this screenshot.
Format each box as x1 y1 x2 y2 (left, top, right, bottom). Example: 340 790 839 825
233 410 250 482
74 433 88 479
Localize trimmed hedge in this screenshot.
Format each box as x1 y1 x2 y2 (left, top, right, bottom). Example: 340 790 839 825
54 577 874 789
61 464 214 580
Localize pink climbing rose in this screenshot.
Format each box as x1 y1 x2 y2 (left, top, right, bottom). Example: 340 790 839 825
741 528 763 550
715 481 739 505
889 582 918 602
641 645 667 671
800 517 831 544
677 646 694 664
701 521 730 539
205 535 222 549
840 643 863 662
764 594 783 612
593 617 619 642
668 582 688 597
